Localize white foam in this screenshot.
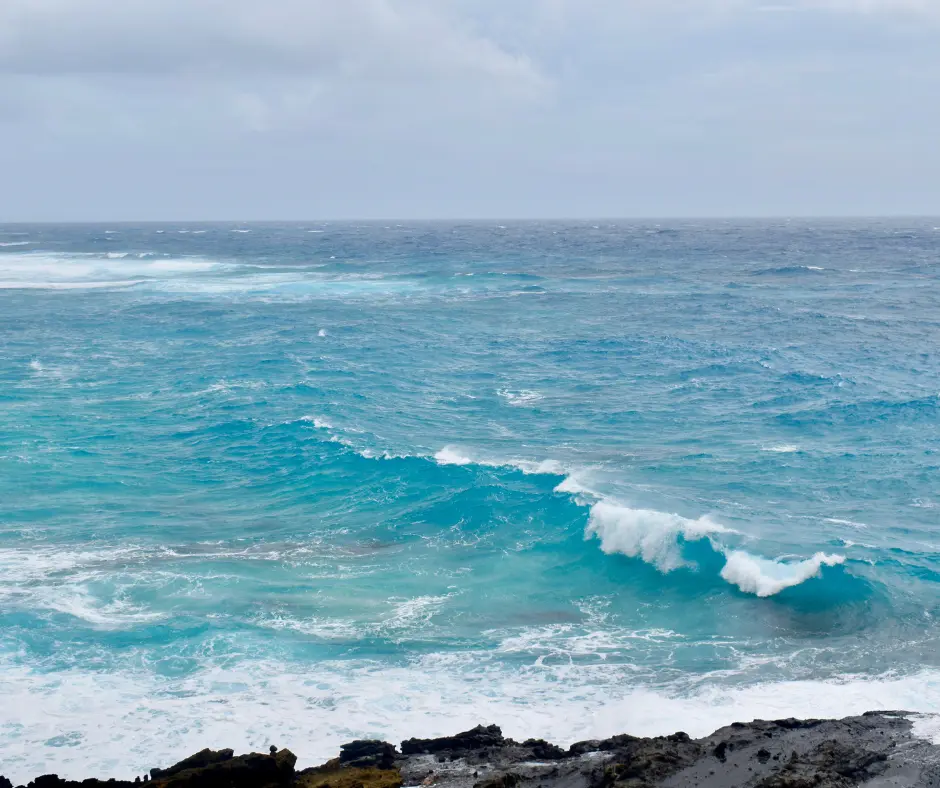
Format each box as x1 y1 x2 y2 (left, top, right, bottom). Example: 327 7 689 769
0 240 31 247
510 459 567 476
497 389 544 407
585 501 731 573
3 654 940 784
432 446 569 478
434 447 474 466
381 594 453 632
826 518 869 530
37 587 166 629
912 713 940 744
763 444 799 453
0 280 144 290
318 329 328 337
720 551 845 598
0 252 224 289
0 546 147 584
553 474 598 497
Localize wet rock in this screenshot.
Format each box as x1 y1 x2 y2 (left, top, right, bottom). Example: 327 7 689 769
473 773 520 788
150 750 235 781
338 741 398 770
594 734 703 788
150 749 296 788
520 741 567 761
401 726 507 756
755 739 889 788
567 742 602 757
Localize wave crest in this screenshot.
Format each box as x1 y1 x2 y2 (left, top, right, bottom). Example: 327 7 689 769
720 551 846 598
585 501 731 573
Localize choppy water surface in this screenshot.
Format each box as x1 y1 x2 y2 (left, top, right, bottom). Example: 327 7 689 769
2 220 940 780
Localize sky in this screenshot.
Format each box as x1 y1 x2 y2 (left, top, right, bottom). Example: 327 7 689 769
0 0 938 220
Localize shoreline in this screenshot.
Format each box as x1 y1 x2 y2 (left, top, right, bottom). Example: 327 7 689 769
5 712 940 788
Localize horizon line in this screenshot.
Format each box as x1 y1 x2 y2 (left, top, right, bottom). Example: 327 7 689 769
2 214 940 225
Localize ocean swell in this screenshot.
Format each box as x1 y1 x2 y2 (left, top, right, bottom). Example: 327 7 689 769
362 438 848 599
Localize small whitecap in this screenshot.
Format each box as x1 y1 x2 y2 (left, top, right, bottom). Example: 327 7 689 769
763 444 799 453
434 447 473 466
498 389 544 407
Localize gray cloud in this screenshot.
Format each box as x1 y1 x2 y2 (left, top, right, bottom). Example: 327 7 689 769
0 1 937 219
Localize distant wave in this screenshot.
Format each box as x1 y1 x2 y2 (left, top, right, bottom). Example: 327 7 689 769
0 251 226 290
753 265 826 276
0 241 31 247
763 444 799 453
778 396 940 428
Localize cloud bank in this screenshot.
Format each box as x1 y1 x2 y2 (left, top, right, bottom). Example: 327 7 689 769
0 1 937 219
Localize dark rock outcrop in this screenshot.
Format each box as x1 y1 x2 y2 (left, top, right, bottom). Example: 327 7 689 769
337 741 398 770
402 726 507 756
149 749 296 788
10 712 940 788
150 749 235 781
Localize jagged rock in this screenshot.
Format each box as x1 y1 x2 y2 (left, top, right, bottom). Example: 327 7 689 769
473 773 520 788
338 741 398 769
754 739 889 787
150 749 296 788
151 750 235 780
520 740 567 761
401 726 506 756
23 777 136 788
595 734 703 788
568 741 602 757
1 776 12 788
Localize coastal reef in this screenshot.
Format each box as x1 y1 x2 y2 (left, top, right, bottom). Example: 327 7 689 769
5 712 940 788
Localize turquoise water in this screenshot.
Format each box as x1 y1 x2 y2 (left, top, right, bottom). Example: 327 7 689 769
2 220 940 780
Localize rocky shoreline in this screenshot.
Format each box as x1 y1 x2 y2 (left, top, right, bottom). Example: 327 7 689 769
4 713 940 788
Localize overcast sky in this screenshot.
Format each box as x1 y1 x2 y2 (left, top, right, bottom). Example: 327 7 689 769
1 0 938 220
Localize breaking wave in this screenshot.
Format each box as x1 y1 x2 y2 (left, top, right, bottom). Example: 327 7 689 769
312 438 850 599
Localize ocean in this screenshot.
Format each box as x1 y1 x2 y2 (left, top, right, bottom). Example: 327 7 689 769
2 220 940 781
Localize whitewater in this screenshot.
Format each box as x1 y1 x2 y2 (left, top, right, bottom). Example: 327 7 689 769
2 220 940 781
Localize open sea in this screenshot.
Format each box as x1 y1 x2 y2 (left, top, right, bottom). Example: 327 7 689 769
2 220 940 781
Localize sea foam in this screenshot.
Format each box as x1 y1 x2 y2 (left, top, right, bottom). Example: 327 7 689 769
2 654 940 784
585 501 731 573
720 551 846 597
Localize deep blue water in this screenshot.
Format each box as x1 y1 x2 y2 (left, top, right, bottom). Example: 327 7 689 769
2 220 940 780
